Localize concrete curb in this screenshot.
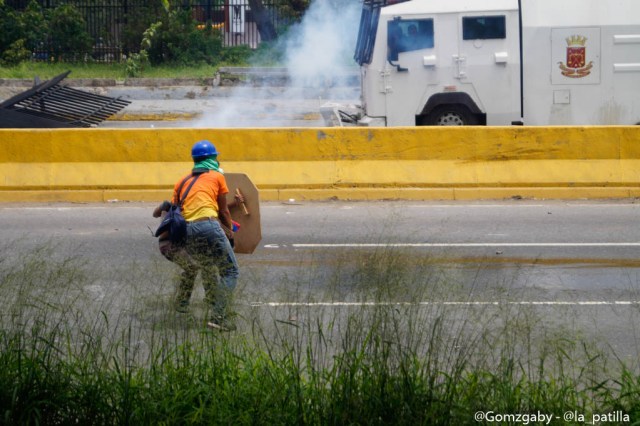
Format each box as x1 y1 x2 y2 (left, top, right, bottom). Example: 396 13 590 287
0 67 360 88
2 187 640 203
0 77 215 88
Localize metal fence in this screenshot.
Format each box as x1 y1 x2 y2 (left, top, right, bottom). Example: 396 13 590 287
5 0 291 62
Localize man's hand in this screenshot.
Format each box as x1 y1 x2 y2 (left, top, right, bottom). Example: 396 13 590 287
153 200 171 218
229 191 245 208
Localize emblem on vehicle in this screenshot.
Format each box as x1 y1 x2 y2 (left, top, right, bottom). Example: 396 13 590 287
558 35 593 78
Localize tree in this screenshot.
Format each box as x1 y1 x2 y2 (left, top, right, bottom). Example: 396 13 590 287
48 4 93 61
278 0 310 21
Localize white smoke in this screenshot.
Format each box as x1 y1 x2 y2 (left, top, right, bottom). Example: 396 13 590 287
283 0 360 87
194 0 361 128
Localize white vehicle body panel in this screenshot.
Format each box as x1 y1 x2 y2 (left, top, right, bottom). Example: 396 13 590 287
356 0 640 126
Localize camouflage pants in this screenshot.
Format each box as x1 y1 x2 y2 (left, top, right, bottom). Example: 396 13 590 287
171 219 239 318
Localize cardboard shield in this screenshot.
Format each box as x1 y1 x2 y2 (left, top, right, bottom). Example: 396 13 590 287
154 173 261 256
224 173 262 254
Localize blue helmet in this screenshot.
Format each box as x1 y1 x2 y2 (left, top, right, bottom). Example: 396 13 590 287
191 140 218 160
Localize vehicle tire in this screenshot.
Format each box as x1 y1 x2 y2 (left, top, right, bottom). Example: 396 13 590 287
419 104 479 126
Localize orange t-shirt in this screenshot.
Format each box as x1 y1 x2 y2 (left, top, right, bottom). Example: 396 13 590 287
173 171 228 222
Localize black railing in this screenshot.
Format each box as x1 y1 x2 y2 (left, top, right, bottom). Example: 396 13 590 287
0 71 131 128
5 0 291 62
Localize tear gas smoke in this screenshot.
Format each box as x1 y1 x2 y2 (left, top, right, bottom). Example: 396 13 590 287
283 0 360 87
194 0 361 128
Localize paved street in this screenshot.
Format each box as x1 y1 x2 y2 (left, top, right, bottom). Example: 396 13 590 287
2 200 640 363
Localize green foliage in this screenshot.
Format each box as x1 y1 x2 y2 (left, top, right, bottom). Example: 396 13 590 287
121 2 165 55
277 0 311 21
47 4 93 62
1 0 292 67
247 41 285 66
143 9 223 66
19 1 48 52
2 39 32 66
221 45 254 64
125 52 149 78
0 62 221 79
0 1 49 65
0 6 22 60
1 2 94 64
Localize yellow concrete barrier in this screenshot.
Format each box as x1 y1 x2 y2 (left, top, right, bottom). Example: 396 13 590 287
0 126 639 202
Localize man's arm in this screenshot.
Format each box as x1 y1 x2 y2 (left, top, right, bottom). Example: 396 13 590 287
217 193 234 240
152 200 172 218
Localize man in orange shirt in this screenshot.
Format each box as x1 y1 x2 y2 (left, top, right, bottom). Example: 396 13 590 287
172 140 239 331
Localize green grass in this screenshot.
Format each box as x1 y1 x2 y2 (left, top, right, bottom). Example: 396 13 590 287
0 62 222 80
1 244 640 425
0 43 286 79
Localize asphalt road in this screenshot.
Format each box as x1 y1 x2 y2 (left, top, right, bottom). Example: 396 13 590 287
2 200 640 363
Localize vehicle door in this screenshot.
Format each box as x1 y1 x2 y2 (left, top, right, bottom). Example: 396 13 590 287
456 12 521 124
384 17 442 126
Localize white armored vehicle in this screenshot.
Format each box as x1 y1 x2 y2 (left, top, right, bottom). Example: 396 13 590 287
322 0 640 126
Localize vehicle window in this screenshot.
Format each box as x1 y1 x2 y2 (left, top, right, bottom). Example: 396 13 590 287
462 16 506 40
387 19 434 60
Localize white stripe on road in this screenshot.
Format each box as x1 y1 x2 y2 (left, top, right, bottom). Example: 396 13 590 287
2 207 113 210
276 243 640 248
250 301 640 307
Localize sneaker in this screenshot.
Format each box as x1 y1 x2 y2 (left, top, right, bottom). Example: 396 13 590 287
207 316 237 332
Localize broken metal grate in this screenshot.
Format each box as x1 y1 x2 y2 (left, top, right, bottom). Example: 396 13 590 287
0 71 130 128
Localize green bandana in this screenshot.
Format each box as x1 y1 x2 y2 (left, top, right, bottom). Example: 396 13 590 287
193 157 223 174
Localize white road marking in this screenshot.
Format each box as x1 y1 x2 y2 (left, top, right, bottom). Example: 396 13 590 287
249 301 640 307
406 204 545 208
405 203 639 208
2 207 113 211
288 243 640 248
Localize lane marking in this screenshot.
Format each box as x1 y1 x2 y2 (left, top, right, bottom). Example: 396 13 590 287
2 207 111 211
250 301 640 307
0 206 140 211
287 243 640 248
406 204 640 208
407 204 545 208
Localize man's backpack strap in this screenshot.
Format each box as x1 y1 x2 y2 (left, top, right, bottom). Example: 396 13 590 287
175 173 202 207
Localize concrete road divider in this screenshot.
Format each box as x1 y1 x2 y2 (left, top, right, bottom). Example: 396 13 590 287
0 126 639 202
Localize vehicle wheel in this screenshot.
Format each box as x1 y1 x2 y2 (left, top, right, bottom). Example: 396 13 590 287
420 105 479 126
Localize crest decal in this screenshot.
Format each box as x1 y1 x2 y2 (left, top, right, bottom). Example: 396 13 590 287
558 35 593 78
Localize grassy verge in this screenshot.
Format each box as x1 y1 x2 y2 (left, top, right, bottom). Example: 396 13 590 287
0 43 284 79
0 62 221 80
1 245 639 425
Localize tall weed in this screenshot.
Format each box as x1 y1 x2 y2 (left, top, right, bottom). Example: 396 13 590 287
0 244 638 424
